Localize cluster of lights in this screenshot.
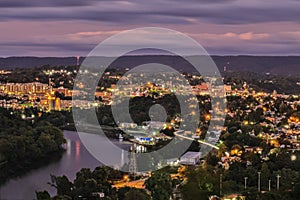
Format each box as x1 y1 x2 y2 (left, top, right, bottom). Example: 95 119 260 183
289 116 300 123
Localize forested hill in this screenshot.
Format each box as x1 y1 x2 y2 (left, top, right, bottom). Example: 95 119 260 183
0 56 300 75
0 57 83 69
213 56 300 75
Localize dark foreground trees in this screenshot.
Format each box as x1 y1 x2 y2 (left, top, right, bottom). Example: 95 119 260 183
0 108 65 184
36 167 172 200
144 171 173 200
38 166 124 200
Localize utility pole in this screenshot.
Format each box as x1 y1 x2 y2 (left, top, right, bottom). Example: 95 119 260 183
220 174 223 196
277 175 281 190
129 145 137 179
258 172 261 192
269 179 271 191
244 177 248 190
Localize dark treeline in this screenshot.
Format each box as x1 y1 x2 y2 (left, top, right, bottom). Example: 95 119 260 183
36 165 177 200
1 56 300 76
0 108 65 185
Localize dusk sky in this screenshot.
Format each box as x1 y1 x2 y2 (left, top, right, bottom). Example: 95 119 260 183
1 0 300 57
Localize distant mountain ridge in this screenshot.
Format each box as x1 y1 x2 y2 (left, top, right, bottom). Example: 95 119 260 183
0 56 300 75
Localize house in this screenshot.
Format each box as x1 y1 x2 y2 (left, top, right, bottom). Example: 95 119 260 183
180 151 202 165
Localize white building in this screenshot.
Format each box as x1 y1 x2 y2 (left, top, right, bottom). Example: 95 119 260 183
180 151 202 165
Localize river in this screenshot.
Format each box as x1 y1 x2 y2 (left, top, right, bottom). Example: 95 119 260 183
0 130 130 200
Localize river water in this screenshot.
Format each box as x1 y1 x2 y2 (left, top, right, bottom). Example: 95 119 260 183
0 130 130 200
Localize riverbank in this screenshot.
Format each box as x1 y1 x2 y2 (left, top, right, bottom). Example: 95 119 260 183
0 131 130 199
0 149 64 186
0 113 66 187
0 123 130 188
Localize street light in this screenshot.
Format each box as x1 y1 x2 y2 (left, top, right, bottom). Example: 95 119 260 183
244 177 248 190
277 174 281 190
258 172 261 192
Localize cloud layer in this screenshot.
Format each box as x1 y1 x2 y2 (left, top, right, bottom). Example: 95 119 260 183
0 0 300 56
1 0 300 24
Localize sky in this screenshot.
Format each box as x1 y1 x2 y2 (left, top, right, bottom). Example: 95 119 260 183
1 0 300 57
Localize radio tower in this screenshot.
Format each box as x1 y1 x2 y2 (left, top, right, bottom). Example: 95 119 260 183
76 56 80 66
129 145 137 178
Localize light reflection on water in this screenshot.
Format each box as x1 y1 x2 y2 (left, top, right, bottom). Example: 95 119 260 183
0 130 130 200
75 140 81 160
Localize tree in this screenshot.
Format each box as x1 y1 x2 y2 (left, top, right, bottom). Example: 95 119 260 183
123 188 151 200
49 175 73 197
37 133 58 153
0 108 65 185
206 152 219 166
217 143 228 158
117 187 131 200
144 171 172 200
36 190 51 200
261 163 270 190
180 167 219 200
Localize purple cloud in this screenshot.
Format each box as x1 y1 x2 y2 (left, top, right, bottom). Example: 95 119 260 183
0 0 300 56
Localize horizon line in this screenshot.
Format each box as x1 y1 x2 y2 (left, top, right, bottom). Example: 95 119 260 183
2 54 300 58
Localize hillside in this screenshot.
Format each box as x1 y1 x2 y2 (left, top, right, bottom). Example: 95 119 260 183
0 56 300 75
